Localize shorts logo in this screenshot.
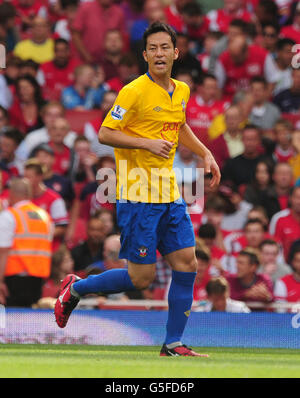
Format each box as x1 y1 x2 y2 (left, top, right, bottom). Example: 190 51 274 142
111 105 127 120
138 246 148 257
184 310 191 317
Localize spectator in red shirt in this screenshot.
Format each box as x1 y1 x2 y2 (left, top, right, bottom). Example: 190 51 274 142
214 34 279 100
37 38 81 101
23 159 69 248
209 105 244 169
105 54 139 93
226 250 274 305
280 2 300 44
269 186 300 261
231 218 267 256
47 117 72 176
274 248 300 311
9 74 45 134
12 0 48 35
180 2 209 45
164 0 191 33
71 0 126 64
101 29 125 81
186 73 228 147
272 118 295 164
206 0 253 33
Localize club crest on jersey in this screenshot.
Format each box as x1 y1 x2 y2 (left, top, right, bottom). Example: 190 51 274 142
111 105 127 120
181 99 186 112
138 246 148 257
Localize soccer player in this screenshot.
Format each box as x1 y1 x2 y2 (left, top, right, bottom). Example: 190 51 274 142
54 22 221 357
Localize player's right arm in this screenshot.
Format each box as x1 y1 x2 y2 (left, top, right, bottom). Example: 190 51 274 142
99 126 173 159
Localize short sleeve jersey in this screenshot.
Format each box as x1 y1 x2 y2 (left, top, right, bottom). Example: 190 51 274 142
102 73 190 203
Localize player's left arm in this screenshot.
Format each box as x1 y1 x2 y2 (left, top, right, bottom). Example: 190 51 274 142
178 122 221 188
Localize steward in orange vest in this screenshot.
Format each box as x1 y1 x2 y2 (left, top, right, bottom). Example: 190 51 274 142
0 178 53 307
5 201 53 278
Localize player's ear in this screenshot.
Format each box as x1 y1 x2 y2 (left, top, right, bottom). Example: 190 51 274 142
174 47 179 61
143 50 148 63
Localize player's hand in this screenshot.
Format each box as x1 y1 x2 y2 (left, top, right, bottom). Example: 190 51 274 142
147 139 174 159
203 152 221 188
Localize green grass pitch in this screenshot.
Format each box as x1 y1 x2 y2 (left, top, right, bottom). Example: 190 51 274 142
0 344 300 378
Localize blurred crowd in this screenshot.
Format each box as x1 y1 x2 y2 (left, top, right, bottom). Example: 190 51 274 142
0 0 300 312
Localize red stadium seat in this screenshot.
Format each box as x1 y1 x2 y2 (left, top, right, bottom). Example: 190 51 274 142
65 109 102 134
281 113 300 128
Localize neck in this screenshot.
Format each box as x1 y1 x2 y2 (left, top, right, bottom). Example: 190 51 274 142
148 70 173 92
33 183 46 198
243 151 257 159
240 273 256 286
291 209 300 222
275 185 290 196
106 53 121 64
293 271 300 282
74 82 86 95
33 38 47 45
227 129 240 137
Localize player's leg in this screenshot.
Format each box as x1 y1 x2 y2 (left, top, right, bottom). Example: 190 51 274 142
158 200 209 357
55 201 160 328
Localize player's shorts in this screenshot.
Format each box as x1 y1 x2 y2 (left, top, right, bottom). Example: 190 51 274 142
116 198 195 264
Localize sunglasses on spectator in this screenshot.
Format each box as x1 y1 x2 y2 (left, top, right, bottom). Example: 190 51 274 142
263 32 277 38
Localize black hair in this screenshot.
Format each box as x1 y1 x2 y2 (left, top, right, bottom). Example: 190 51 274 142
2 128 23 146
250 75 267 87
262 20 281 35
259 239 279 250
200 73 217 85
195 249 210 262
239 250 260 266
15 74 45 107
229 18 249 34
54 38 69 48
244 217 265 230
0 2 16 25
143 21 177 51
276 37 296 51
198 223 217 240
181 2 203 17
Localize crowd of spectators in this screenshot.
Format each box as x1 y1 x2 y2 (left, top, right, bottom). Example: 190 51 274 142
0 0 300 312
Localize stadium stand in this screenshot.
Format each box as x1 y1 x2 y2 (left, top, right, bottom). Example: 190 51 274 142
0 0 299 314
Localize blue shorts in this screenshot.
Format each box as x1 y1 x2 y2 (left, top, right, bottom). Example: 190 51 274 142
116 198 195 264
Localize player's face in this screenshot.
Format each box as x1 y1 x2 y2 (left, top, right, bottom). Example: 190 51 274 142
143 32 178 77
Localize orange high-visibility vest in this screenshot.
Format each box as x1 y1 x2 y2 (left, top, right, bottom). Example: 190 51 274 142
5 201 53 278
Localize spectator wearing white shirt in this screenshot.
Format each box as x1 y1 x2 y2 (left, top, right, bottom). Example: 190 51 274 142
15 102 77 162
195 276 251 313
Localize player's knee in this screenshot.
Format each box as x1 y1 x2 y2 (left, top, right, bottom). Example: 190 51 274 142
182 257 198 273
129 270 156 290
